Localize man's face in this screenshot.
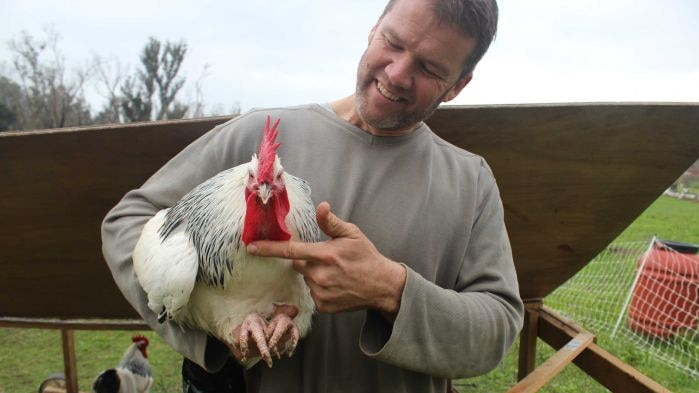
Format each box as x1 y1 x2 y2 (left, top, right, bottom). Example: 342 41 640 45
355 0 476 134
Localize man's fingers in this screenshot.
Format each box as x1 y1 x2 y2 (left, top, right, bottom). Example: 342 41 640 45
246 201 355 265
247 241 311 270
316 202 354 239
248 239 303 259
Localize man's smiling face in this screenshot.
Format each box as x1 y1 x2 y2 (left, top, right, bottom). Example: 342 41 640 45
354 0 476 135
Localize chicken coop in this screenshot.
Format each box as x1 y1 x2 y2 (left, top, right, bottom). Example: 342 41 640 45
1 103 698 392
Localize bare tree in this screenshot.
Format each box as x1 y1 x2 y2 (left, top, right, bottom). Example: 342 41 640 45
93 55 127 124
185 63 241 118
120 37 189 122
7 28 92 130
2 29 236 130
0 76 21 131
189 64 210 118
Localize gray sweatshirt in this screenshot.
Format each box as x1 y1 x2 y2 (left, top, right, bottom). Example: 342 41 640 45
101 104 524 393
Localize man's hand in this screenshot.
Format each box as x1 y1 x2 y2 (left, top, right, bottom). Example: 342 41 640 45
247 202 407 317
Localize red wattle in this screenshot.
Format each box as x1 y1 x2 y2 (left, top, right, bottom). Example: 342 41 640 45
274 188 291 238
242 191 291 245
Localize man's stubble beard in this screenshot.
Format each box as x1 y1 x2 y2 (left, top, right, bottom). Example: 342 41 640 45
354 53 446 132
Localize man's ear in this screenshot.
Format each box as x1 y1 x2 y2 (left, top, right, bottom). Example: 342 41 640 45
442 73 473 103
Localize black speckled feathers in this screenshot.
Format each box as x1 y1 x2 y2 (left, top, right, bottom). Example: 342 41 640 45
157 165 318 287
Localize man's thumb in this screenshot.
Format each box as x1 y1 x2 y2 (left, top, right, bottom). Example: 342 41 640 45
316 202 352 238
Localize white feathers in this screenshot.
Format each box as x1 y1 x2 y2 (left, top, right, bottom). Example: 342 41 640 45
249 155 259 179
283 172 320 243
133 210 198 320
118 344 153 393
105 367 152 393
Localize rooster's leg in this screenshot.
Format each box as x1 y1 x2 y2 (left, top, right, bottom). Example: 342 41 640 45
237 313 273 367
266 304 300 358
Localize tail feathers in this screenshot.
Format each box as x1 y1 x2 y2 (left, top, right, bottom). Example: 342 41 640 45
157 307 169 323
93 369 120 393
93 367 152 393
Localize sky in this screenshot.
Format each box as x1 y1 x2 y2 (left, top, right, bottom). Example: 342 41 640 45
1 0 698 114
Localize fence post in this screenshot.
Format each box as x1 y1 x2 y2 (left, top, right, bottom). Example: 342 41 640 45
611 236 656 338
518 300 543 380
61 328 79 393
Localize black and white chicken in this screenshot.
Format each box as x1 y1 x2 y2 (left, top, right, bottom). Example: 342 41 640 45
93 335 153 393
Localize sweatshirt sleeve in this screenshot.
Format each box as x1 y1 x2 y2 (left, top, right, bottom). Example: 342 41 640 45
359 161 524 379
101 120 240 372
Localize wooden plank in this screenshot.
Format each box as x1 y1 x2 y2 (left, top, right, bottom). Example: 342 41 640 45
537 305 586 340
575 342 671 393
0 317 148 330
0 116 233 319
537 306 670 393
508 332 594 393
427 103 699 299
517 301 542 380
61 329 79 393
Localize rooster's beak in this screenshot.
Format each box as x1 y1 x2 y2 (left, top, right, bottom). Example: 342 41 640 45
258 183 272 204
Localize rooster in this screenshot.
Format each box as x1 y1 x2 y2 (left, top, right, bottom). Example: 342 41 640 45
132 116 319 367
93 335 153 393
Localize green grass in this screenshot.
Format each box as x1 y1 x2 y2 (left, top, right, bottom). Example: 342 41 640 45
459 308 699 393
1 196 697 392
0 329 183 393
614 195 699 244
456 341 616 393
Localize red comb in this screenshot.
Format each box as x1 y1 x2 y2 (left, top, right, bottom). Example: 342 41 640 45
132 335 149 346
258 116 281 182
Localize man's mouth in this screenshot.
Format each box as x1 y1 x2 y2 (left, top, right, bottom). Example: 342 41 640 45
377 81 401 102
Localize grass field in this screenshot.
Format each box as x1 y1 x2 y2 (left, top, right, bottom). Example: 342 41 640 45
0 329 183 393
614 195 699 244
0 195 697 392
459 195 699 392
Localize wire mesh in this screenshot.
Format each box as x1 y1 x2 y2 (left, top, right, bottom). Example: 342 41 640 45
546 238 699 380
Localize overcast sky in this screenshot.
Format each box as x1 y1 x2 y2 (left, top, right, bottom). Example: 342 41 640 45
1 0 697 114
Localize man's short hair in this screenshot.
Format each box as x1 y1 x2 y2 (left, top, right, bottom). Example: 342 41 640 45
381 0 499 78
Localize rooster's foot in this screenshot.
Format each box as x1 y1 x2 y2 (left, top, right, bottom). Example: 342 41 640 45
266 304 300 358
237 313 273 367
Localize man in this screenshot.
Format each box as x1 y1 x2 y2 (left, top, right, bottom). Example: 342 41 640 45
101 0 523 392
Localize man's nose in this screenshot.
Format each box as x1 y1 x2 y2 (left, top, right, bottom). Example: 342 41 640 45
385 54 413 90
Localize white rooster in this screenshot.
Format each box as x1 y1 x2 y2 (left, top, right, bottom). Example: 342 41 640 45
132 116 319 367
92 335 153 393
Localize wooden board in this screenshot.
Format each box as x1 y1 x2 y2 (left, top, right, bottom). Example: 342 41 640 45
0 117 233 319
1 104 697 319
534 305 670 392
428 103 699 299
